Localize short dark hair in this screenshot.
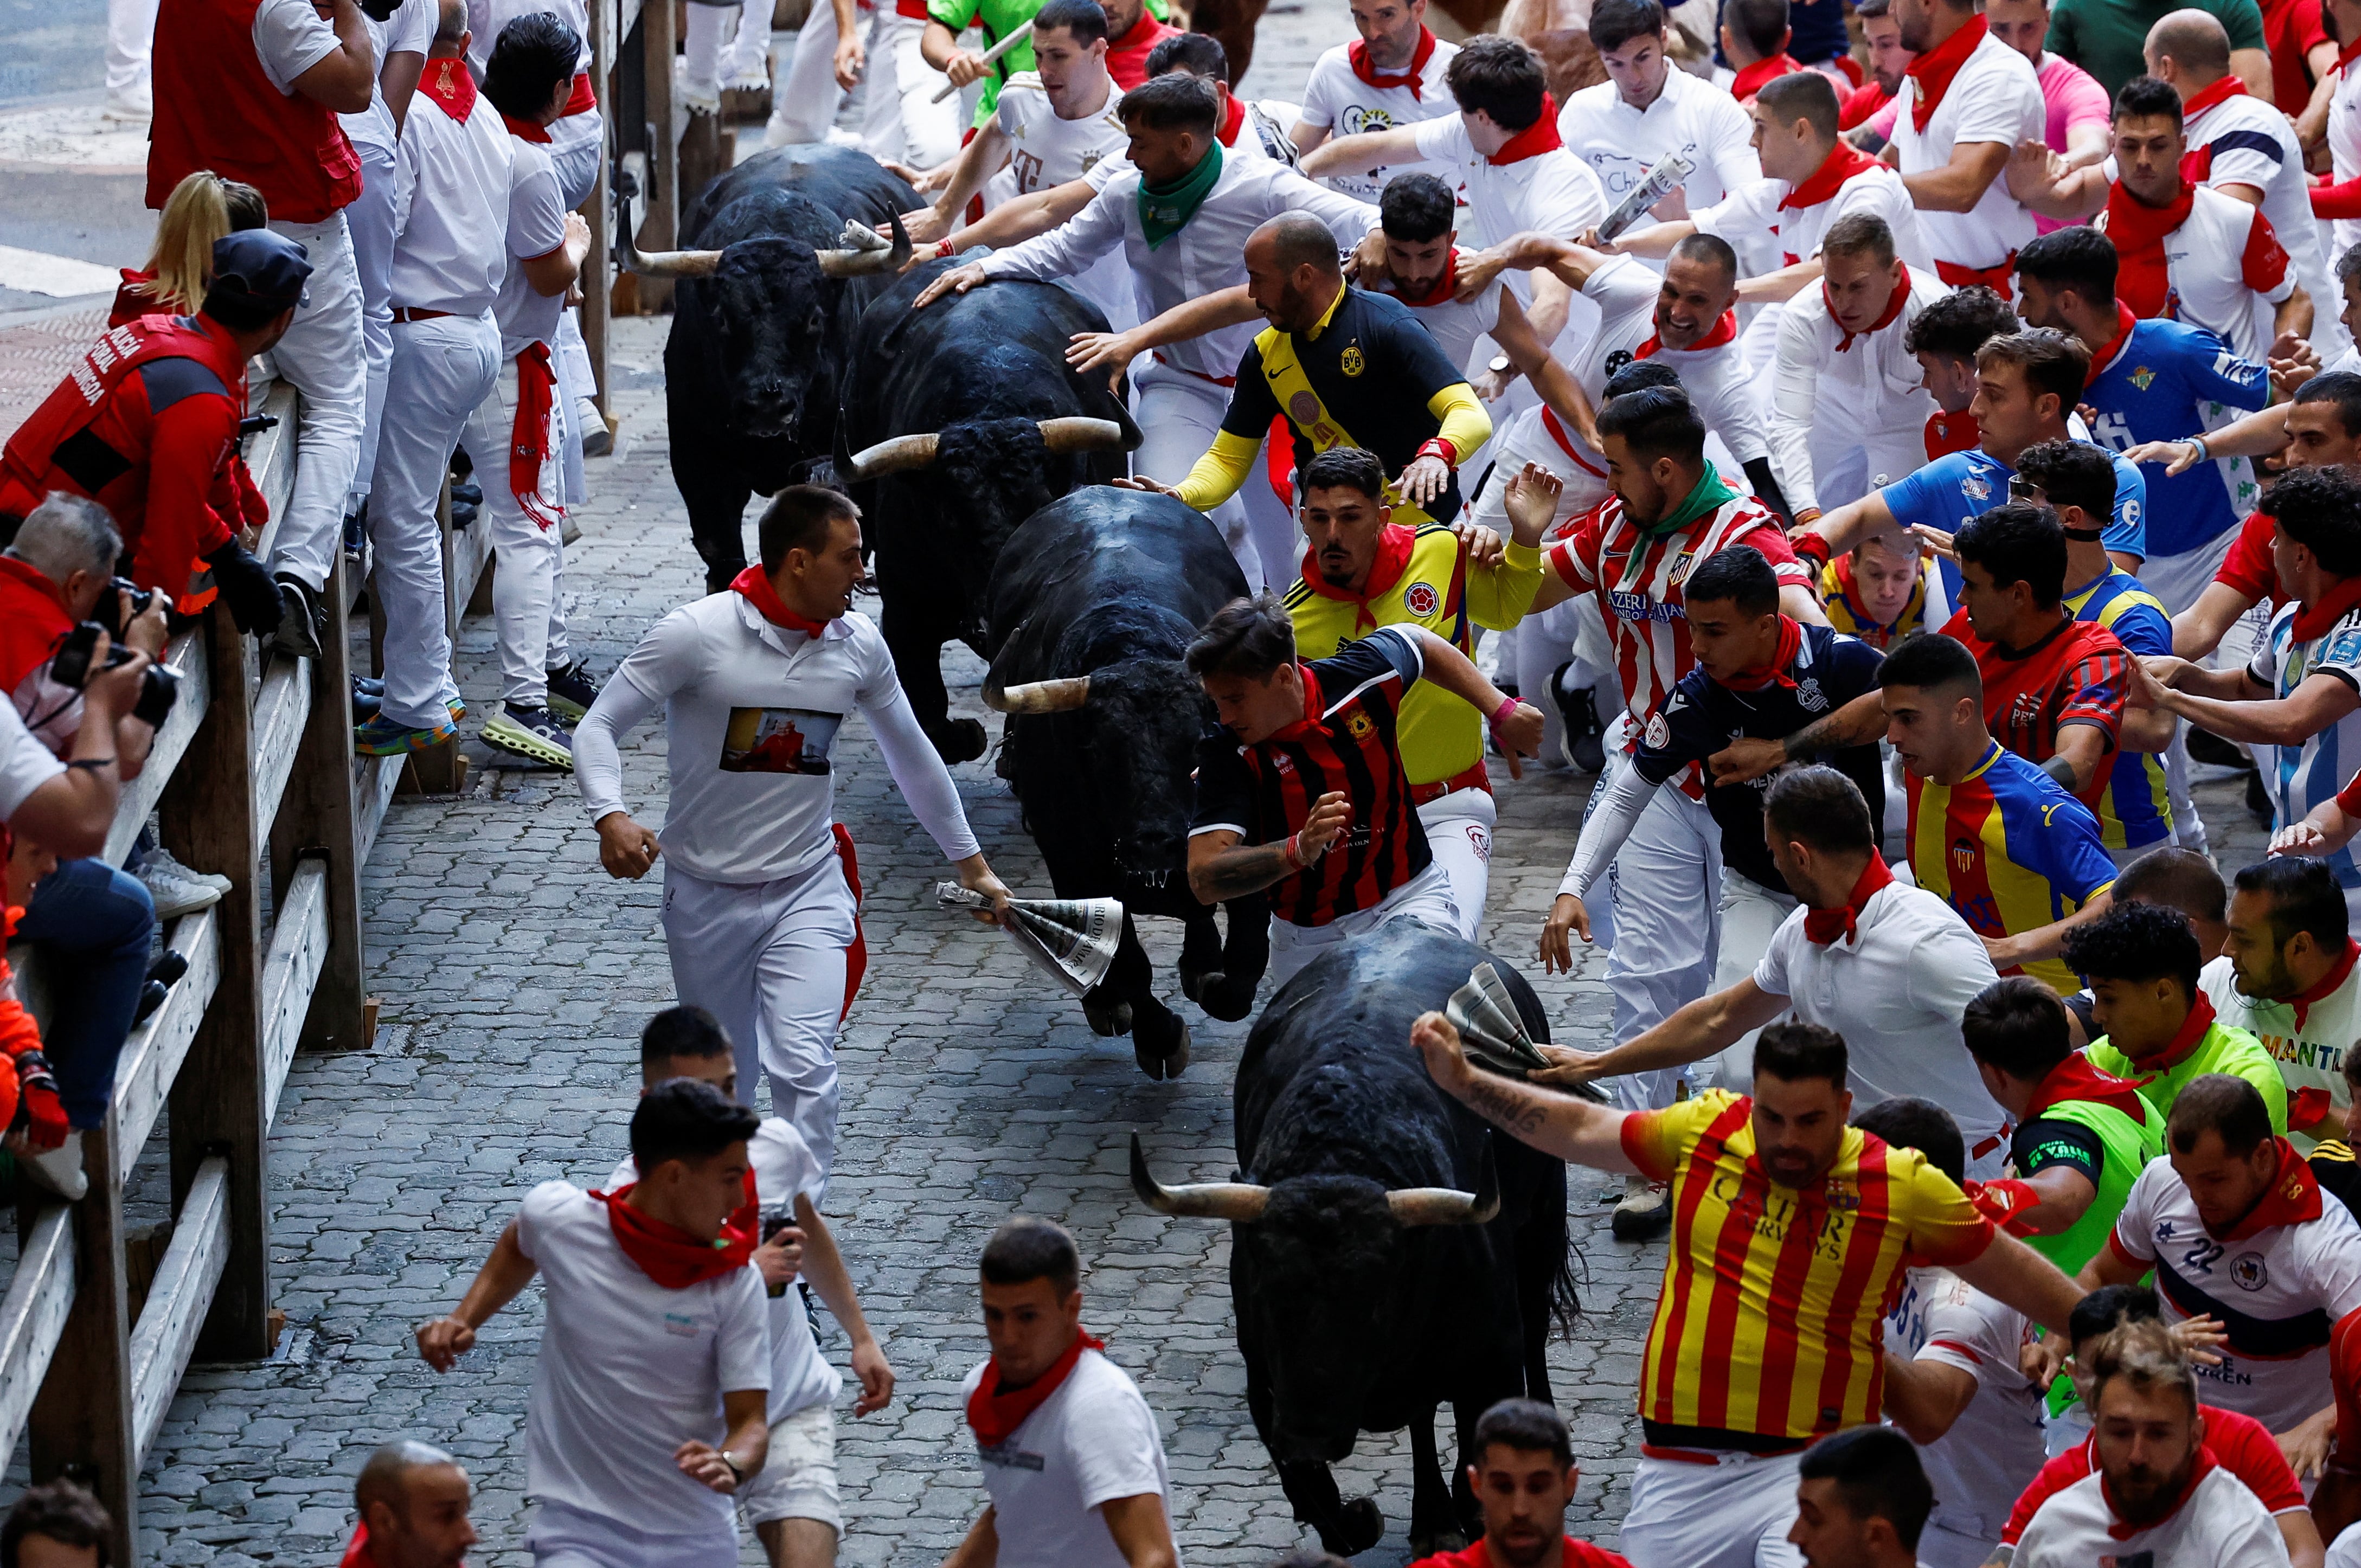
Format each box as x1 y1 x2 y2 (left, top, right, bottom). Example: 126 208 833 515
1954 502 2068 608
1379 172 1457 243
2166 1073 2275 1159
1723 0 1791 59
1855 0 1889 18
2232 854 2353 952
1682 543 1778 616
981 1214 1081 1296
1820 211 1894 266
1851 1096 1965 1186
1960 976 2073 1082
1977 328 2091 415
1299 446 1385 501
2115 846 2228 927
642 1005 732 1069
1147 29 1228 82
2293 371 2361 441
1902 286 2020 361
2013 439 2118 524
1589 0 1666 53
2058 899 2204 994
1753 1020 1848 1089
1797 1427 1934 1552
628 1077 761 1172
2069 1282 2161 1350
1186 592 1298 680
1445 35 1547 130
1471 1398 1574 1467
1119 70 1220 134
1603 360 1683 400
1032 0 1110 44
2258 464 2361 577
1876 629 1981 698
1763 766 1876 856
2 1481 111 1568
2015 224 2119 308
759 484 858 571
2112 73 2185 130
1595 383 1707 467
1756 68 1838 140
483 10 583 120
1670 230 1740 284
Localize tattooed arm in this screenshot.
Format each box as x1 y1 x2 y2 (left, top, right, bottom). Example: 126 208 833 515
1409 1012 1641 1173
1705 689 1889 787
1187 792 1355 904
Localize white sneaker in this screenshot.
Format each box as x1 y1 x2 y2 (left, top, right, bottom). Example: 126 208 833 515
139 847 229 919
18 1139 86 1201
577 396 612 458
1611 1174 1671 1241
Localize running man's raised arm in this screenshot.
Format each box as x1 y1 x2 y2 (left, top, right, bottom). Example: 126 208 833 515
1410 1012 1640 1172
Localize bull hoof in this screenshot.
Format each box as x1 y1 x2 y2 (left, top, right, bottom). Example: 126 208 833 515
1408 1527 1468 1558
936 718 989 765
1133 1021 1191 1079
1316 1496 1384 1558
1188 971 1259 1023
1082 999 1133 1037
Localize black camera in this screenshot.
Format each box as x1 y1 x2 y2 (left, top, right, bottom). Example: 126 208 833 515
95 577 155 640
50 621 181 727
759 1202 797 1298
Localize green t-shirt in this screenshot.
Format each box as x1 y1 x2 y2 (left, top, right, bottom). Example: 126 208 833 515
925 0 1172 128
2086 1019 2289 1134
2045 0 2266 97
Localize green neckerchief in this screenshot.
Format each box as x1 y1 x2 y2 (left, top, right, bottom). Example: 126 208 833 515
1640 461 1740 538
1138 143 1223 250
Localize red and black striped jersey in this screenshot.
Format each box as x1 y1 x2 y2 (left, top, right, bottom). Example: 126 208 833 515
1190 626 1430 927
1940 611 2130 807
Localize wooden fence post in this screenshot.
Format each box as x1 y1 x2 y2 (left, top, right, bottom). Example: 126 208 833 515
275 551 367 1054
639 0 679 312
23 1115 134 1565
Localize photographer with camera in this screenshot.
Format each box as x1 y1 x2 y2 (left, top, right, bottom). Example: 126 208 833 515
0 495 171 1200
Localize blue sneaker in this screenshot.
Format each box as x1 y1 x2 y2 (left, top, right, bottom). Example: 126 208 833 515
354 714 458 755
481 703 575 769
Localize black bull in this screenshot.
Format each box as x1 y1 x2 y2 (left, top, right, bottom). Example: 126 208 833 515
1132 924 1578 1557
980 489 1269 1079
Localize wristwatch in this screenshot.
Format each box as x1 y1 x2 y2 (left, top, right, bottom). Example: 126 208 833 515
1488 354 1512 375
720 1450 745 1484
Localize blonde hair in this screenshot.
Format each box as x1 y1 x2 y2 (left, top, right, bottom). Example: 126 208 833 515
136 171 269 316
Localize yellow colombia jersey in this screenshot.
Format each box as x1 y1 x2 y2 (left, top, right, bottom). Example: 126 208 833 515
1285 523 1543 789
1621 1090 1996 1447
1817 554 1929 650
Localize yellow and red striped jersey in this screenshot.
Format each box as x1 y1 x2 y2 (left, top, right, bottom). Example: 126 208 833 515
1620 1090 1995 1449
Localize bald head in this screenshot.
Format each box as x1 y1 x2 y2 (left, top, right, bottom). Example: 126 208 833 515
356 1440 459 1517
1252 213 1344 279
432 0 468 46
2145 8 2230 83
356 1441 476 1568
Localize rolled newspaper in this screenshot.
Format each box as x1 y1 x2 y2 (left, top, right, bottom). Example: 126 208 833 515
1596 152 1696 242
930 25 1031 102
937 883 1125 997
1446 962 1607 1102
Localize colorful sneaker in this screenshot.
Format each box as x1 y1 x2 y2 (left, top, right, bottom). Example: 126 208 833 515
543 659 601 722
448 698 467 724
482 704 576 768
354 714 458 755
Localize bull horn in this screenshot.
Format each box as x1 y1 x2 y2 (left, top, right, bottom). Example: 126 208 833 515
848 432 940 479
1035 416 1133 454
613 181 725 277
983 676 1090 714
816 213 913 278
1387 1147 1500 1227
1131 1133 1269 1222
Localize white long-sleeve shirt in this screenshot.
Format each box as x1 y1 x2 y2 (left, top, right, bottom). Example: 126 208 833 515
575 594 980 885
976 153 1376 383
1769 267 1945 515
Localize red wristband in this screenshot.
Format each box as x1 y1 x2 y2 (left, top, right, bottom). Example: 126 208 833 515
1793 531 1833 573
1282 831 1306 870
1489 695 1520 730
935 237 955 259
1416 438 1457 468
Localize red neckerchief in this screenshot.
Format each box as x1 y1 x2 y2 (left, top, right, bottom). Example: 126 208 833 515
2341 34 2361 72
418 54 478 121
510 342 563 530
1392 252 1460 308
2126 990 2219 1075
1802 850 1894 946
730 564 831 638
2026 1052 2154 1122
1720 614 1804 692
588 1172 760 1289
1487 95 1562 165
563 69 596 115
1781 138 1881 211
2293 576 2361 642
2181 75 2245 121
2104 176 2193 318
1268 663 1327 743
1300 524 1415 633
2275 936 2361 1026
1217 92 1246 147
967 1329 1106 1448
501 111 551 143
2212 1139 2324 1242
1907 14 1988 132
2084 301 2140 388
1732 53 1804 102
338 1523 378 1568
1349 26 1437 97
1637 307 1738 358
1106 12 1178 89
2103 1448 2215 1538
1832 264 1911 352
1926 408 1978 459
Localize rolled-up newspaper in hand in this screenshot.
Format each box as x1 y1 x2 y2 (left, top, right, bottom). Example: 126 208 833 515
1596 152 1696 241
938 883 1125 997
1446 962 1607 1102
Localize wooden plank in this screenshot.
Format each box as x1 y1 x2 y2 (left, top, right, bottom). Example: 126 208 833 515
111 909 221 1190
27 1114 135 1564
127 1158 229 1468
355 754 405 867
584 0 612 410
274 551 369 1057
0 1206 75 1463
102 626 211 869
248 654 312 839
245 384 302 565
258 859 330 1124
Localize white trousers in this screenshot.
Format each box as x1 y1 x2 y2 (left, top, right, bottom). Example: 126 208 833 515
454 353 572 708
684 0 778 93
104 0 157 114
766 3 963 168
1508 600 1590 764
546 108 602 509
2146 529 2245 859
1267 862 1460 992
1131 361 1266 586
265 213 368 592
1804 423 1925 516
1705 873 1798 1090
344 137 399 503
528 1498 735 1568
663 855 858 1186
373 312 500 729
1601 747 1725 1113
1622 1450 1805 1568
1419 786 1497 941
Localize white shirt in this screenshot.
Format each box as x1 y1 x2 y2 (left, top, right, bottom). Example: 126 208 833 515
2203 950 2361 1155
1886 1265 2046 1550
493 133 569 357
2185 85 2343 356
1890 31 2044 273
2239 601 2361 918
2110 1153 2361 1431
342 0 433 150
1297 36 1460 203
1692 161 1932 274
1769 266 1946 514
389 72 517 316
514 1181 772 1539
2092 179 2294 362
977 154 1377 383
252 0 342 94
1372 271 1504 377
2330 60 2361 260
988 72 1135 331
1752 881 2011 1151
613 1120 842 1426
2013 1460 2291 1568
0 698 64 821
1557 68 1760 227
1412 113 1606 256
963 1348 1175 1568
574 596 981 885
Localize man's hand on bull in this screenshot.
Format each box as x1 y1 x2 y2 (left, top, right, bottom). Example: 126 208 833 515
913 262 991 309
901 205 953 246
1395 453 1452 508
1526 1043 1613 1088
954 852 1014 926
1068 328 1144 393
1537 892 1592 973
1408 1011 1474 1095
595 810 662 879
832 31 867 89
1111 475 1185 500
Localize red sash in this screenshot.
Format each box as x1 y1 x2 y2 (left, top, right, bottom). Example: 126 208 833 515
510 343 563 530
1802 851 1894 946
2103 178 2193 319
730 564 830 637
1487 96 1562 164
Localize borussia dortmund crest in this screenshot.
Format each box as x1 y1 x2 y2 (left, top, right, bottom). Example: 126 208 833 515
1340 344 1366 376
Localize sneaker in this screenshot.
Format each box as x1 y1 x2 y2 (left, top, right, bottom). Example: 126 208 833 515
578 397 613 458
482 704 576 768
351 677 383 722
18 1139 86 1201
354 714 459 755
342 499 368 567
543 660 601 722
273 575 324 658
1551 662 1606 774
1611 1175 1672 1241
138 847 229 919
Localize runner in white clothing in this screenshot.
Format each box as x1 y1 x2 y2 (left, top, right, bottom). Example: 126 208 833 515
573 486 1014 1183
1288 0 1459 203
1888 0 2045 298
337 0 431 533
1555 0 1760 226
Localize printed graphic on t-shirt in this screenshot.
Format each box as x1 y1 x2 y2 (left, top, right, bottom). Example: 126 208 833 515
1341 105 1397 134
720 706 843 774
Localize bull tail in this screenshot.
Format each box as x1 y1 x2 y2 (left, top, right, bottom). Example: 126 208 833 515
1548 1228 1583 1340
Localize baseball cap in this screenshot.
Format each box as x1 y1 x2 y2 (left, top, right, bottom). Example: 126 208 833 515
208 230 312 313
